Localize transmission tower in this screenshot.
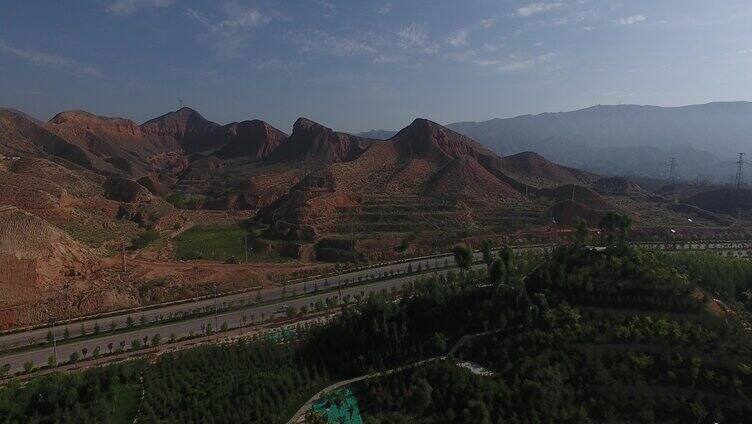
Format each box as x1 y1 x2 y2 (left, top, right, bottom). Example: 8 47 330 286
735 153 746 188
668 157 677 183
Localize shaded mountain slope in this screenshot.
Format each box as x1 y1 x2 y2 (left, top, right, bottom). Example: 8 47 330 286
268 118 375 163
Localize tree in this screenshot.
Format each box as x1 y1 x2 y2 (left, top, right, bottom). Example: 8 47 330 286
286 306 299 319
152 334 161 350
413 378 434 413
81 347 88 358
126 316 134 328
429 332 448 354
452 244 473 274
110 320 117 332
93 346 101 357
131 339 142 350
599 212 632 246
48 355 56 368
46 330 54 344
499 246 513 275
69 352 79 363
108 342 114 353
489 258 506 286
93 323 100 335
63 327 70 340
220 322 228 333
481 239 494 270
0 364 9 377
23 362 34 373
573 217 589 247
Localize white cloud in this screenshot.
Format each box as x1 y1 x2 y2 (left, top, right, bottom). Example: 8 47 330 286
616 15 646 25
738 49 752 55
398 23 438 54
0 40 102 77
498 52 554 71
298 32 379 57
187 2 270 58
446 30 469 47
516 2 562 17
106 0 173 16
376 3 392 15
480 17 498 28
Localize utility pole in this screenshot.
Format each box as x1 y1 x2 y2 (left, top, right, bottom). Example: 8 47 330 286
668 157 678 203
45 306 57 366
121 239 127 273
212 284 219 339
179 99 183 109
735 153 746 188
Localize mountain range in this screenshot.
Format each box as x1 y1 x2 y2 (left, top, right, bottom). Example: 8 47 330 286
358 101 752 183
2 103 751 328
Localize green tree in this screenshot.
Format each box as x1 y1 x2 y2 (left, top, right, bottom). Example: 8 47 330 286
489 258 506 286
481 239 494 270
152 334 161 350
600 212 632 246
573 216 589 247
23 362 34 373
452 244 473 275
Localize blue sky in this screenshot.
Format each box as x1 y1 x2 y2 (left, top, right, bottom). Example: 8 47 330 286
1 0 751 133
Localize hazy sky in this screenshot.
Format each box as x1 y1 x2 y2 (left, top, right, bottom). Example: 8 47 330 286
1 0 751 132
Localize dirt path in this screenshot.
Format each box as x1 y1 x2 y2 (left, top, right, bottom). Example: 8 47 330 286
286 329 500 424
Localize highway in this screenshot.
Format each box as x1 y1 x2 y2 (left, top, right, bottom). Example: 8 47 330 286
1 240 749 374
0 252 499 373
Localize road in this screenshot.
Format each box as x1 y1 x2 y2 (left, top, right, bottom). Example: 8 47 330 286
0 259 493 373
0 253 468 351
1 240 749 373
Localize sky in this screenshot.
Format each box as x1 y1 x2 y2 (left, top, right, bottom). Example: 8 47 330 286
1 0 752 133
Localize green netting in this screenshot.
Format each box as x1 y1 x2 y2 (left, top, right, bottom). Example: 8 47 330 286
311 388 363 424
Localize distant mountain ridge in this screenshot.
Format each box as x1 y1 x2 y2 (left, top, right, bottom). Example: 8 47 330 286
445 101 752 182
358 102 752 182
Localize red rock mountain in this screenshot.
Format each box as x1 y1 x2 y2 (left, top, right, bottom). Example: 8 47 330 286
217 120 288 160
390 118 500 166
141 107 227 153
502 151 595 188
0 109 93 170
268 118 375 163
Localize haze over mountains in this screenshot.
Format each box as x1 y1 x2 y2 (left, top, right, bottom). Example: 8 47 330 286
359 101 752 183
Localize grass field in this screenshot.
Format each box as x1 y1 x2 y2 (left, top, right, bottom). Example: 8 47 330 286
174 225 293 262
174 225 247 261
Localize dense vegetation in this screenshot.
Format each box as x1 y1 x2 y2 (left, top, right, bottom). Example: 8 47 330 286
3 230 752 423
660 251 752 312
355 241 752 423
0 363 143 423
